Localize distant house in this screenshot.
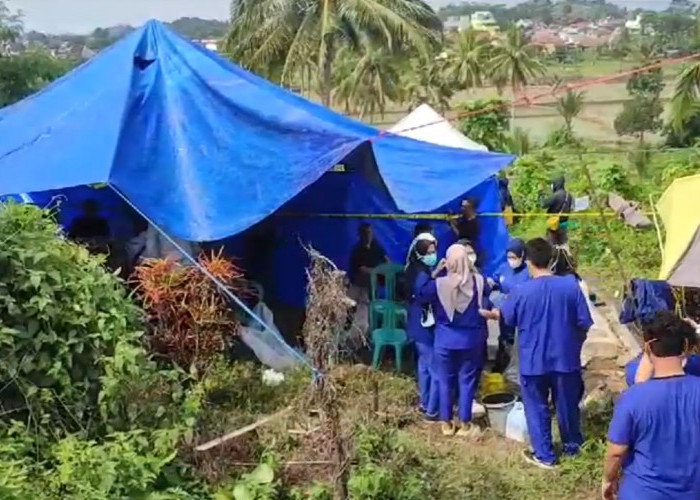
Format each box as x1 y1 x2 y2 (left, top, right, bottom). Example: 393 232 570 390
516 19 534 30
443 15 470 33
471 11 499 34
624 15 643 35
530 29 565 53
195 39 220 52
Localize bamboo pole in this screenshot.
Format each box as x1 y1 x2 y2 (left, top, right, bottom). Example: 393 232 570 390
648 194 665 260
577 149 630 292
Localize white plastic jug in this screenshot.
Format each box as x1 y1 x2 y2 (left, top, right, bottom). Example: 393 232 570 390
504 402 529 443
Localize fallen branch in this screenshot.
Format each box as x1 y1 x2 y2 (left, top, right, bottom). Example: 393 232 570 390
195 406 293 452
231 460 334 467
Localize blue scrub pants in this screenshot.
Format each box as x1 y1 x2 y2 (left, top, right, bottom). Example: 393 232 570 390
434 345 483 423
415 342 439 416
521 371 584 464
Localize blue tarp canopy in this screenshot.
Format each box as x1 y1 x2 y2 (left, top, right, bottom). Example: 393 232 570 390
0 20 514 307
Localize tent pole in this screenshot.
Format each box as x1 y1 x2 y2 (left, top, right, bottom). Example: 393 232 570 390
107 184 316 374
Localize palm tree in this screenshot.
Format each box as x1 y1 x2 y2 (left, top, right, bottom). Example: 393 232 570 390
556 89 585 135
670 10 700 131
226 0 442 106
448 29 489 91
333 45 401 121
670 61 700 132
400 57 454 112
489 25 546 125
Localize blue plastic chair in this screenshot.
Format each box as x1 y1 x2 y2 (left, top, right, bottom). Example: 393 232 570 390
369 263 407 331
371 302 408 372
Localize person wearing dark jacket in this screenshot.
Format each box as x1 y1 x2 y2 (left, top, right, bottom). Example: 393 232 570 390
499 177 516 212
542 176 573 247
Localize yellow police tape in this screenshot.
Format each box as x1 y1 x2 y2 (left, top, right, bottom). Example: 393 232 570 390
279 211 651 220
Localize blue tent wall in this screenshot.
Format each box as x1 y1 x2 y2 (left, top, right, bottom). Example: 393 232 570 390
259 172 506 308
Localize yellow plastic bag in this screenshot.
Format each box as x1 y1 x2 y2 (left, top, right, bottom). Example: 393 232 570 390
547 215 560 231
503 205 514 226
481 372 507 395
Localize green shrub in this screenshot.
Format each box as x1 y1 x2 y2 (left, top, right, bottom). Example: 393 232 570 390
0 203 144 436
508 152 557 213
660 158 700 189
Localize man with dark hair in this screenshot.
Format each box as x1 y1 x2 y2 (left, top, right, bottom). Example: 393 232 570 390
450 198 479 247
603 311 700 500
413 222 433 238
67 199 109 240
349 223 388 289
484 237 593 469
347 223 389 336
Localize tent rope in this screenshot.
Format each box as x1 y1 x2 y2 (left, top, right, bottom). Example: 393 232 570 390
109 184 318 376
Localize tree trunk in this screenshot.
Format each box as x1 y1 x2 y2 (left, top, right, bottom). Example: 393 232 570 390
320 36 335 107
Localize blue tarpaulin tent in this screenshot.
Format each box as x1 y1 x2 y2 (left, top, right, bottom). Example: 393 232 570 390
0 20 514 307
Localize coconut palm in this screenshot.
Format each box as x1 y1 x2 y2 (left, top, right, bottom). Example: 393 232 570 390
447 29 489 90
333 45 401 121
226 0 442 106
489 25 546 124
400 57 453 112
670 61 700 131
556 89 585 135
669 10 700 131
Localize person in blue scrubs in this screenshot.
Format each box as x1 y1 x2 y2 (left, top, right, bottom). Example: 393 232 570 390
403 233 440 419
494 238 593 468
418 243 494 436
625 351 700 387
603 311 700 500
624 317 700 386
490 238 530 373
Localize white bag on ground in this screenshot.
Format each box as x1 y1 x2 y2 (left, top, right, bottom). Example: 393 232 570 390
505 402 529 443
504 340 520 387
239 302 301 372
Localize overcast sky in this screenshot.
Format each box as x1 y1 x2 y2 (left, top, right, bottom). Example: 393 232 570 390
12 0 674 34
13 0 231 34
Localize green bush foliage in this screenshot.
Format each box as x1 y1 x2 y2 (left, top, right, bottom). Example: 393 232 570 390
457 99 510 152
0 203 144 434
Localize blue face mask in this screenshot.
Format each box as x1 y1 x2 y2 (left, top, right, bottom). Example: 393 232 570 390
421 253 438 267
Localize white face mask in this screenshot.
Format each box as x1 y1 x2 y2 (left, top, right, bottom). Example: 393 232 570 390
507 258 522 269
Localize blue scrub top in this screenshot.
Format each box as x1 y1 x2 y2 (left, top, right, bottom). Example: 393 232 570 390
625 354 700 387
493 262 530 295
608 375 700 500
418 278 492 350
407 271 433 345
501 275 593 376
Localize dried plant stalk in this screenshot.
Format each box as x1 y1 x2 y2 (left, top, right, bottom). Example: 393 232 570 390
302 246 355 500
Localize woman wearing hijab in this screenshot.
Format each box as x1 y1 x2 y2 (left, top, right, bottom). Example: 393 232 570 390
418 244 496 436
490 239 530 374
403 234 440 420
404 225 436 269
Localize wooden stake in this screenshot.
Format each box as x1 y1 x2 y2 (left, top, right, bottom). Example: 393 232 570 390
195 406 292 452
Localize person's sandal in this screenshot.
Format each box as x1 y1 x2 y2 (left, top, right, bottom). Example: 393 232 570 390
456 422 480 437
441 422 455 436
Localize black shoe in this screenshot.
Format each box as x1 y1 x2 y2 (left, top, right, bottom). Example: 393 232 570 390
522 449 556 470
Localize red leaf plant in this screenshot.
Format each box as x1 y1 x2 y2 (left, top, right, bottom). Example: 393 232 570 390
131 249 249 371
